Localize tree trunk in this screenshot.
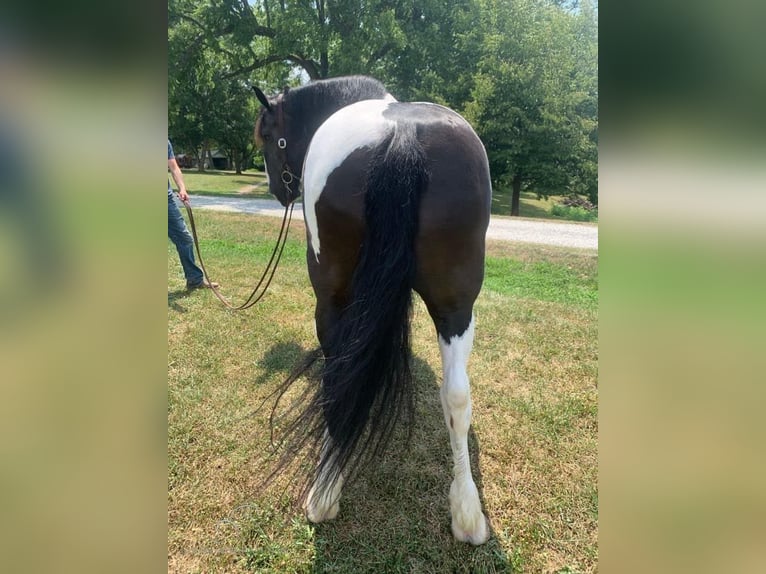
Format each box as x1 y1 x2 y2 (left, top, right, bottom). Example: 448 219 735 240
511 173 522 216
264 0 271 27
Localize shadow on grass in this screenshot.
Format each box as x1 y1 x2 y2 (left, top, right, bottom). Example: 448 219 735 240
167 288 191 313
305 356 511 573
236 346 511 572
518 200 553 219
253 340 309 387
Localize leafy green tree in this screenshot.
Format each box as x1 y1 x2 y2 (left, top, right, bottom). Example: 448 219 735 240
211 79 259 174
168 10 228 171
169 2 271 172
168 13 207 166
375 0 483 108
464 0 598 214
168 0 413 81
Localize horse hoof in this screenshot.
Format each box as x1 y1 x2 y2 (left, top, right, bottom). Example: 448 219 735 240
451 512 489 545
305 500 339 523
449 478 490 545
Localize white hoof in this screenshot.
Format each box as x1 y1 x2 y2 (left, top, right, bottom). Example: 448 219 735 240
449 479 490 545
305 498 339 523
304 481 341 523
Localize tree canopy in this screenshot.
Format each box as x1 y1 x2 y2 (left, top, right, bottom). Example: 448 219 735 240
168 0 598 210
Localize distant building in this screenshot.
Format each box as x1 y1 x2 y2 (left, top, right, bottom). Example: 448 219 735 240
176 150 230 170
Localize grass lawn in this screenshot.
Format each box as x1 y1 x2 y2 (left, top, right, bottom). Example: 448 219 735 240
168 211 598 573
180 169 271 199
493 190 598 223
178 170 598 223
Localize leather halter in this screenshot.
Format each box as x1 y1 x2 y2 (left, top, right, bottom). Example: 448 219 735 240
273 92 301 203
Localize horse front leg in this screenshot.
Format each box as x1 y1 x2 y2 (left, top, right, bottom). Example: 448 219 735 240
437 313 489 545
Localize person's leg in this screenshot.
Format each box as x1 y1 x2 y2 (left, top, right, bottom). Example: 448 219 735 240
167 195 203 286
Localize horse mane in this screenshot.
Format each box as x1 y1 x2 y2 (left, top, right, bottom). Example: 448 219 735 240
284 76 390 136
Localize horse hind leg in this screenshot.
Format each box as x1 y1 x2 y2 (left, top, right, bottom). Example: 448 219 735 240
437 311 489 545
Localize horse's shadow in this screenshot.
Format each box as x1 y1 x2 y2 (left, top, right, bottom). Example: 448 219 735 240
304 355 511 573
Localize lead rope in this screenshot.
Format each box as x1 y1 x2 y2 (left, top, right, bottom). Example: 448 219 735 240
183 197 295 311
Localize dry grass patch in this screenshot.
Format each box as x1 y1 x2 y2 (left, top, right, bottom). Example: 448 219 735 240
169 211 597 573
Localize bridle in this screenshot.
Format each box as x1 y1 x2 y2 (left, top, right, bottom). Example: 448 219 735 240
178 91 302 310
272 92 302 203
177 88 301 311
182 197 295 311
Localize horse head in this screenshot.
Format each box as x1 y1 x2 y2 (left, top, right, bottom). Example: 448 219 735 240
253 77 394 207
253 85 303 207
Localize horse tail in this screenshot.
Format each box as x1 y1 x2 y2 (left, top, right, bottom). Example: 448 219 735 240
266 122 428 502
312 123 428 491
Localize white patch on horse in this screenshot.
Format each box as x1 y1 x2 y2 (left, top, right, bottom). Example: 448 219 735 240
302 95 397 260
263 157 270 186
438 316 489 545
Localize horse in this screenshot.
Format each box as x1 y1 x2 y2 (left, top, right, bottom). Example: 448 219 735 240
253 75 492 545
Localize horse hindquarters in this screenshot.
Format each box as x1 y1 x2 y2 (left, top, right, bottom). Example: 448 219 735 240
305 124 429 521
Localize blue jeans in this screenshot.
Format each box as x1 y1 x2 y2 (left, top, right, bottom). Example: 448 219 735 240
168 193 203 286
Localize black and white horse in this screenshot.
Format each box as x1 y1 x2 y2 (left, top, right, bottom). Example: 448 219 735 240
254 76 491 544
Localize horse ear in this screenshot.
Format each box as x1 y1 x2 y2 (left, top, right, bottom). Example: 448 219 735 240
252 86 272 111
282 85 290 95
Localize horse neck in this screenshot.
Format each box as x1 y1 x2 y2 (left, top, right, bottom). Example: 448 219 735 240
287 81 389 165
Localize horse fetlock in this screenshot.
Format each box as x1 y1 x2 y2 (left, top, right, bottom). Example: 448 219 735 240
449 478 489 545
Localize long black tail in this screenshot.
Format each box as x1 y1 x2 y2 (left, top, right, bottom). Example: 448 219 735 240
270 123 429 500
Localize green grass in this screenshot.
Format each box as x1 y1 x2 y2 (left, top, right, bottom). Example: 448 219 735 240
180 169 271 199
491 190 598 222
168 211 598 573
483 258 598 309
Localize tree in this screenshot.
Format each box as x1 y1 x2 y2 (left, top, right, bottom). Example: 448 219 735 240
168 13 225 170
212 79 259 174
464 0 598 214
376 0 484 108
169 4 270 173
168 0 415 81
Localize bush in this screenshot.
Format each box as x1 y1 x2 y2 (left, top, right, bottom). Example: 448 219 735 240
559 195 596 211
550 203 598 222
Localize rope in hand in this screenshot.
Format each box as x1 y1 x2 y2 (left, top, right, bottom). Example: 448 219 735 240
182 196 295 311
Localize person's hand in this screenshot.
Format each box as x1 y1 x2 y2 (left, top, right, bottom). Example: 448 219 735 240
178 189 190 203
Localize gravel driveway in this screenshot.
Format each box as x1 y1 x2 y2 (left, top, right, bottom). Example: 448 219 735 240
185 194 597 250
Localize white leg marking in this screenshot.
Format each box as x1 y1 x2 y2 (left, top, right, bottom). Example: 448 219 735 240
304 431 345 523
302 96 396 261
438 316 489 545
